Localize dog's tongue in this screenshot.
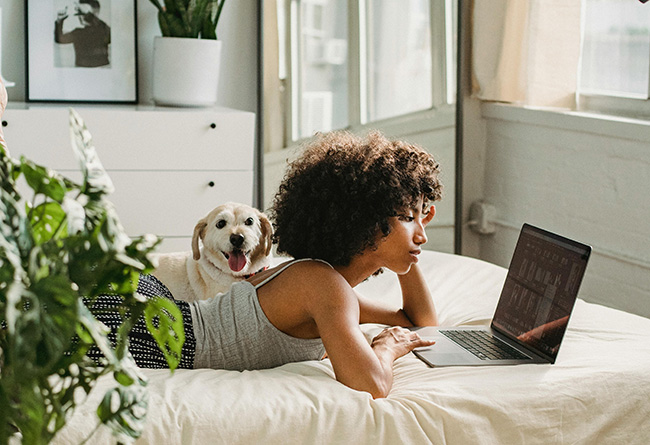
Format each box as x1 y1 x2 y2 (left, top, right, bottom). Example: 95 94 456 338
228 251 247 272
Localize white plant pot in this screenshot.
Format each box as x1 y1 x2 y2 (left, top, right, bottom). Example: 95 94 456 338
152 37 222 107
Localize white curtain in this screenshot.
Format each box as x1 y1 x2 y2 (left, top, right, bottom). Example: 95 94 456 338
472 0 583 109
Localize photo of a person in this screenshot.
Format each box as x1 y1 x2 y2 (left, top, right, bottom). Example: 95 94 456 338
54 0 111 68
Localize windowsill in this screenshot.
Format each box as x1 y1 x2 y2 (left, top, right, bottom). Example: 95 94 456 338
481 102 650 143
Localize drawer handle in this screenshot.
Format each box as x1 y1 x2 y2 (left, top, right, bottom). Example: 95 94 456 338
210 123 216 129
208 181 215 187
1 120 7 127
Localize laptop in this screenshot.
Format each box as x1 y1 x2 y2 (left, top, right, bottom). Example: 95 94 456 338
412 223 591 367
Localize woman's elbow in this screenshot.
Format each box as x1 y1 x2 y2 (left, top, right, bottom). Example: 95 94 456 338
361 377 392 399
369 387 390 399
338 375 391 399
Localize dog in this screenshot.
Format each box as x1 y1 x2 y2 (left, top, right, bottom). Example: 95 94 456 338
151 202 273 302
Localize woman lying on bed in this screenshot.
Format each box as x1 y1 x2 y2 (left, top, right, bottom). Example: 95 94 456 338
88 130 443 398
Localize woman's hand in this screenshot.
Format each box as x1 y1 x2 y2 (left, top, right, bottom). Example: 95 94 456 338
370 326 435 360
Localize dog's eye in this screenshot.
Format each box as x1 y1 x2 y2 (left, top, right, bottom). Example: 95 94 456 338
216 220 227 229
245 217 254 226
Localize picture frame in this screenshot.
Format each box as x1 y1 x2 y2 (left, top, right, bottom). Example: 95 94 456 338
26 0 138 104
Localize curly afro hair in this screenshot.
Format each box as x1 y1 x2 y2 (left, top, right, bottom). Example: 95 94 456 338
269 130 443 266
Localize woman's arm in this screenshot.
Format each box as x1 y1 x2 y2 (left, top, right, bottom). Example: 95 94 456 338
310 272 433 398
355 269 437 327
356 263 437 327
397 263 438 326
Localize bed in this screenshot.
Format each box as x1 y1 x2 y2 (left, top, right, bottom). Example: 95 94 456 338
52 250 650 444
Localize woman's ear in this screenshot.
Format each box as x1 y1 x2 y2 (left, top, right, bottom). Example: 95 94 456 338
192 218 208 260
423 205 436 225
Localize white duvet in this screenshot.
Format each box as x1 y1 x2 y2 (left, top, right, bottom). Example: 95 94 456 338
53 251 650 444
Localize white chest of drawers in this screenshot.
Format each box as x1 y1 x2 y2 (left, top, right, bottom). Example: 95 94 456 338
2 104 256 252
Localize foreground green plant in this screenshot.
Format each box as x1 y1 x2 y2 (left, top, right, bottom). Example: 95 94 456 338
148 0 227 39
0 109 185 444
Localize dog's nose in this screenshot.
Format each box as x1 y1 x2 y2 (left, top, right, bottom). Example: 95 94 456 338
230 233 245 248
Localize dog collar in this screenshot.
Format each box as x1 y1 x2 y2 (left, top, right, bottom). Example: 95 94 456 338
243 266 269 280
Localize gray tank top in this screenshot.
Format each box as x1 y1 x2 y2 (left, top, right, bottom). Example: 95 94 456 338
189 258 329 371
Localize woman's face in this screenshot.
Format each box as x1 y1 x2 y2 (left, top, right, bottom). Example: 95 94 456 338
74 2 96 25
74 2 93 15
372 197 434 274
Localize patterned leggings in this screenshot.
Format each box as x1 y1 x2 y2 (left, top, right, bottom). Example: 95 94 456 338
84 274 196 369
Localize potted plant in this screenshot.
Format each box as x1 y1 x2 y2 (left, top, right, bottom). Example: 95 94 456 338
148 0 227 107
0 109 184 444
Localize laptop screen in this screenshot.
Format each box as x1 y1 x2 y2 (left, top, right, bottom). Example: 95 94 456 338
491 224 591 361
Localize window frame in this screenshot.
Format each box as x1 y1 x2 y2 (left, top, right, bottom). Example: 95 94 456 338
282 0 458 147
577 93 650 120
576 0 650 121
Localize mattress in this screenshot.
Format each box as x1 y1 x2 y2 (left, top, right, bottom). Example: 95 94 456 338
52 251 650 444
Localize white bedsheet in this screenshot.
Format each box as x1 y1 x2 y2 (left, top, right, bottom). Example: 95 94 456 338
53 251 650 444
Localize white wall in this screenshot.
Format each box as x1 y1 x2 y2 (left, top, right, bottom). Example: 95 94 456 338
1 0 258 112
476 103 650 318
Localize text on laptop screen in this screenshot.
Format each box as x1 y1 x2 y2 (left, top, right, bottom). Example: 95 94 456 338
491 226 590 359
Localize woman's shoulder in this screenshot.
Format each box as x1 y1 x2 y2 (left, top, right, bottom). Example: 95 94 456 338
280 261 354 308
276 258 343 287
248 258 332 284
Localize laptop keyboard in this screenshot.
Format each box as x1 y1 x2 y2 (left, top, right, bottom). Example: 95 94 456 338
440 329 530 361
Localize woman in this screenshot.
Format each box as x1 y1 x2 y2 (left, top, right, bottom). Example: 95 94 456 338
90 130 443 399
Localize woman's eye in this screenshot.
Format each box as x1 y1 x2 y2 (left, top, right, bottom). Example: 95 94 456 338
216 220 227 229
245 217 254 226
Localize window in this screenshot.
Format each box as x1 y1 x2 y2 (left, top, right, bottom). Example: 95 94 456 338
579 0 650 119
365 0 433 122
282 0 457 143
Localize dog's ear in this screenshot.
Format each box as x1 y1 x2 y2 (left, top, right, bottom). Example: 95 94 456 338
192 218 208 260
251 212 274 261
259 213 274 257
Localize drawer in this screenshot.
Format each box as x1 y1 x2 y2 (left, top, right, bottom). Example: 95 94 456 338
108 171 254 237
13 169 254 239
2 106 255 171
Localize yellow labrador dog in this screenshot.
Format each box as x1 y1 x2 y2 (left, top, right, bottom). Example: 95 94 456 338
152 202 273 302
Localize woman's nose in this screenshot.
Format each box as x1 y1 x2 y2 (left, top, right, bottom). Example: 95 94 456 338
414 220 427 245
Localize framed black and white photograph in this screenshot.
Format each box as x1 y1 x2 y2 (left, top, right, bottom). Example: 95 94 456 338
26 0 137 103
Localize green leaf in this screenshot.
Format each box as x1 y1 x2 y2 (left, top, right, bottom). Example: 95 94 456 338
201 14 217 39
190 0 210 37
29 201 67 245
150 0 224 38
157 10 171 36
0 144 21 199
20 158 67 203
113 353 148 388
62 195 86 235
68 109 115 197
0 186 33 258
76 301 117 365
144 297 185 371
96 385 148 443
103 199 133 253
